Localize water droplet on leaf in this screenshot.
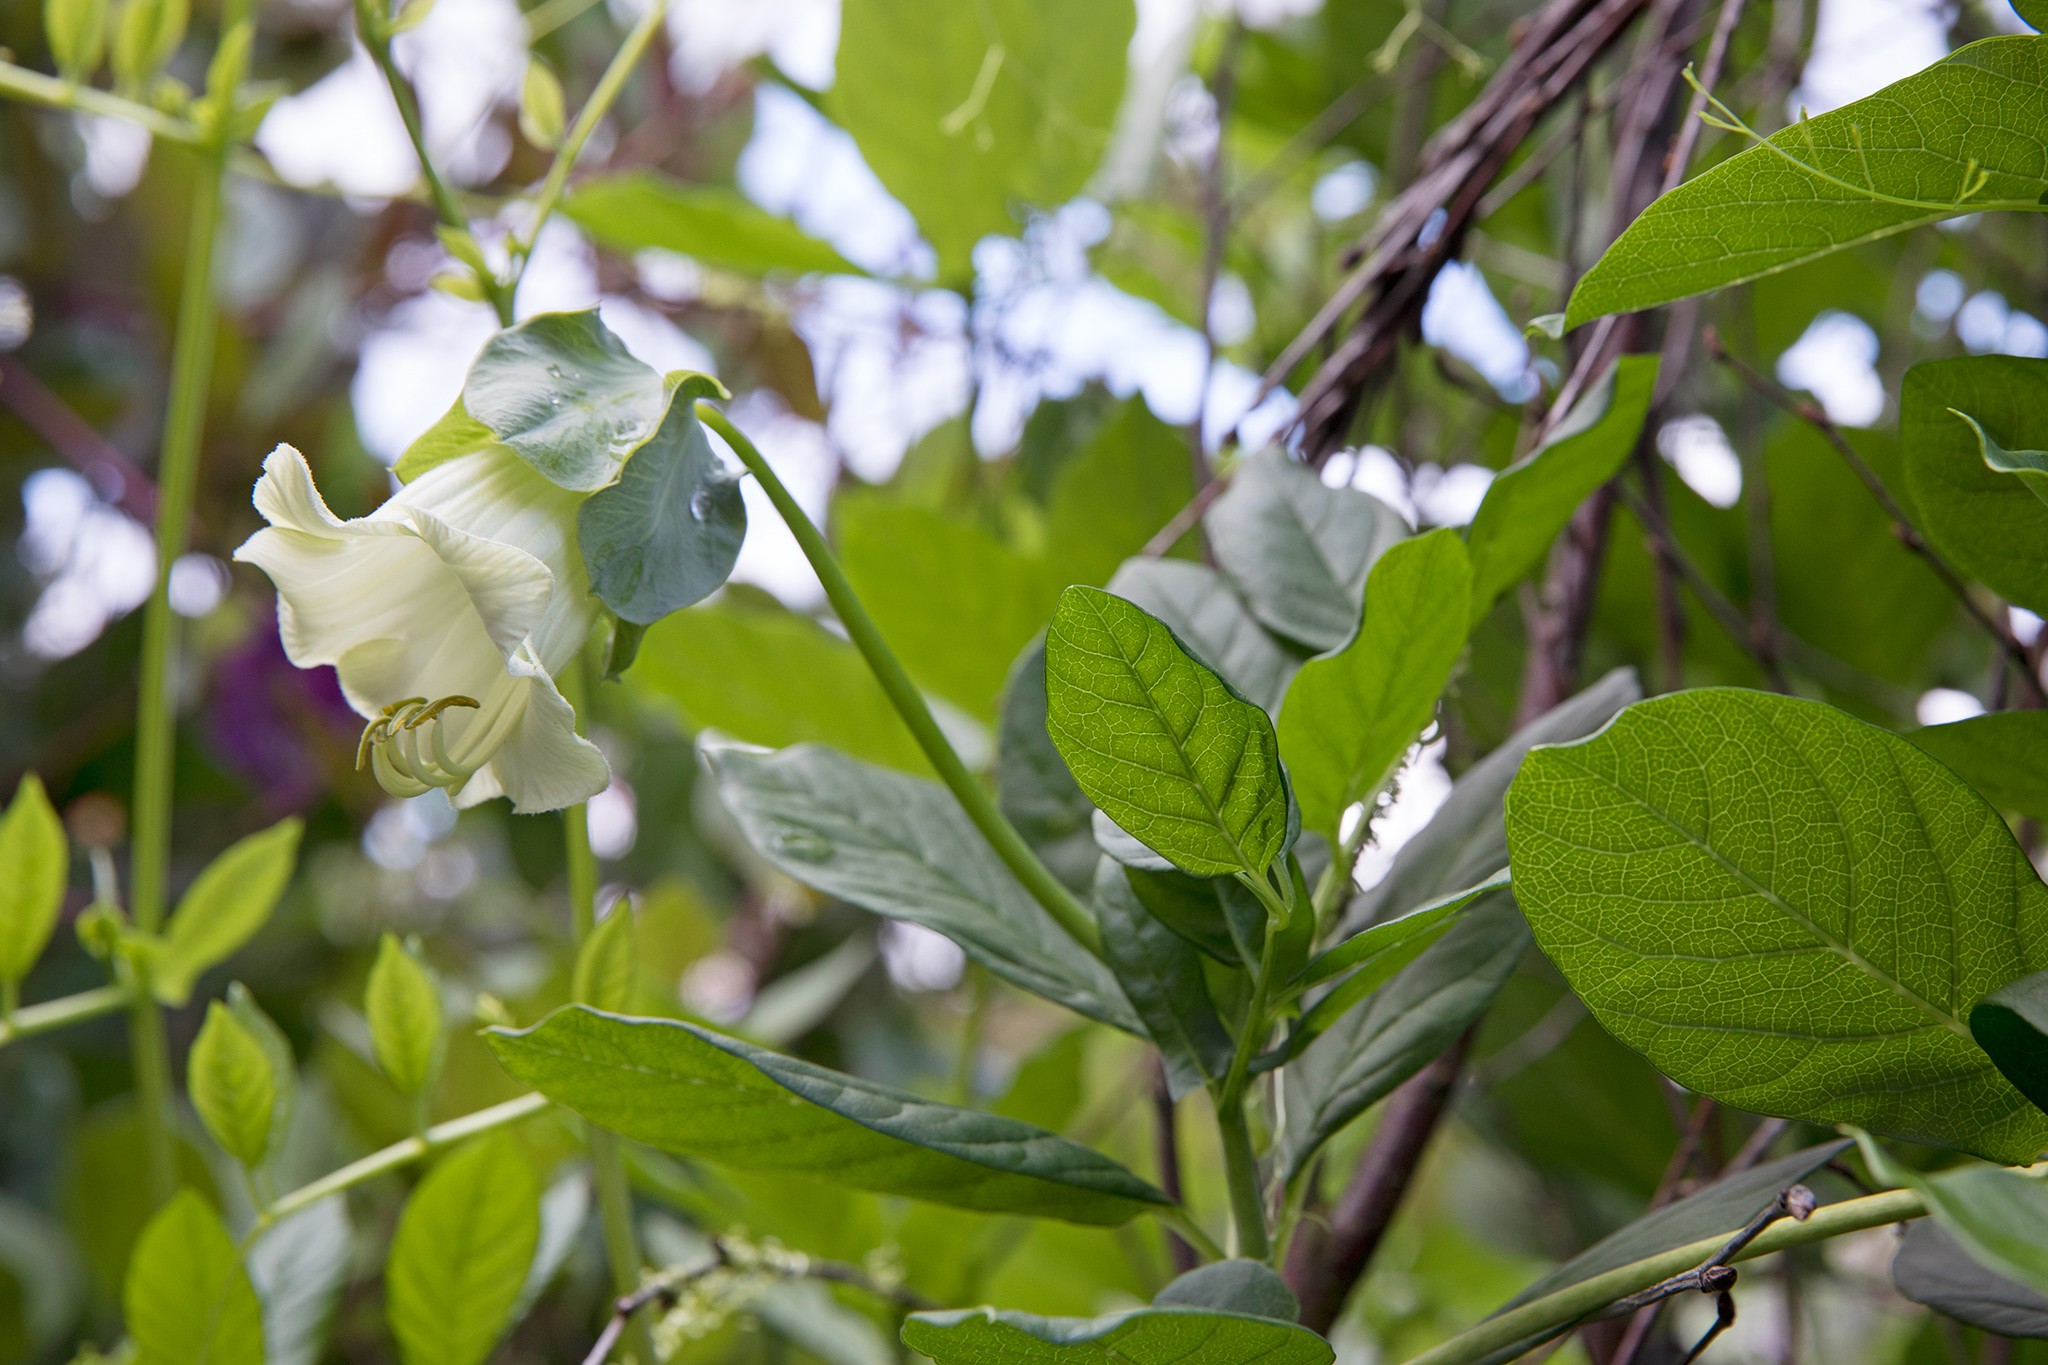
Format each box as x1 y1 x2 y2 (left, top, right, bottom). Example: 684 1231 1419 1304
771 829 832 862
689 489 716 521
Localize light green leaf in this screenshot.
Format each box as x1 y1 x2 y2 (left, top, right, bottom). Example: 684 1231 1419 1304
1893 1221 2048 1339
488 1005 1172 1224
386 1137 540 1365
579 379 745 624
707 743 1138 1031
1565 36 2048 325
1279 529 1472 844
572 904 637 1013
902 1306 1332 1365
462 310 666 491
1970 967 2048 1119
247 1199 350 1365
518 56 564 150
1045 586 1293 879
1153 1260 1300 1321
0 773 67 986
1507 689 2048 1163
565 173 865 277
1908 711 2048 821
1901 355 2048 614
46 0 108 81
998 639 1098 893
1958 407 2048 507
1092 858 1234 1100
1206 449 1409 652
366 934 442 1099
154 819 302 1007
392 399 499 483
189 1001 277 1169
1856 1131 2048 1299
111 0 186 92
1464 356 1658 619
125 1190 264 1365
1106 559 1299 714
833 0 1136 283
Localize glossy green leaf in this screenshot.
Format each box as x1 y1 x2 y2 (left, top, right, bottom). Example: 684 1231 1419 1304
1894 1221 2048 1339
125 1190 263 1365
999 639 1098 893
488 1005 1172 1224
386 1137 540 1365
1465 357 1659 618
565 172 864 277
1857 1132 2048 1298
1045 586 1293 878
1206 449 1409 652
1279 529 1472 844
1901 355 2048 613
579 378 744 624
248 1198 350 1365
707 743 1138 1031
189 1001 277 1169
1909 712 2048 821
1565 36 2048 325
572 904 637 1013
1092 858 1234 1100
1153 1260 1299 1321
1507 689 2048 1163
461 310 666 491
153 819 302 1007
366 934 442 1099
902 1306 1332 1365
1105 559 1299 714
1969 967 2048 1118
833 0 1135 283
0 773 66 986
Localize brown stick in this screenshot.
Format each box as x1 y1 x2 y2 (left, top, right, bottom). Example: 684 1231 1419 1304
1152 1057 1199 1275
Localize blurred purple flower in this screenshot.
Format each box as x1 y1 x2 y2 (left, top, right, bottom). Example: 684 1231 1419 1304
208 604 357 813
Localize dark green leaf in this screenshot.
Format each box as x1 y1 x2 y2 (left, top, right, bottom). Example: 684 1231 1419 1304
1857 1132 2048 1298
125 1190 264 1365
1566 37 2048 325
1045 586 1292 878
1909 711 2048 820
1106 560 1299 714
2022 0 2048 32
564 173 865 277
386 1137 540 1365
901 1306 1331 1365
189 1001 277 1169
154 819 302 1007
1279 529 1472 843
462 310 667 491
1206 449 1409 652
707 743 1137 1032
1894 1222 2048 1338
1957 408 2048 505
1153 1260 1300 1321
579 381 745 624
1125 866 1265 967
1901 355 2048 613
1092 858 1234 1100
998 639 1098 893
1970 967 2048 1118
1507 689 2048 1163
0 773 66 986
488 1006 1172 1224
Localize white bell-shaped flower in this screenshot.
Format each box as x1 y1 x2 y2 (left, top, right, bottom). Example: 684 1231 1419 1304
234 443 610 813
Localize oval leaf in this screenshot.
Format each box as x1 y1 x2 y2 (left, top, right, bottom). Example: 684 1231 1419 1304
0 773 67 985
366 934 442 1099
1895 1221 2048 1338
125 1190 264 1365
154 819 302 1007
1901 355 2048 614
386 1137 541 1365
902 1306 1331 1365
1153 1260 1300 1321
461 310 666 491
189 1001 277 1169
565 173 865 278
1909 710 2048 821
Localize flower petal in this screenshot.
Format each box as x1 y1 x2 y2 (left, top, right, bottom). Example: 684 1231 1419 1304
453 655 610 814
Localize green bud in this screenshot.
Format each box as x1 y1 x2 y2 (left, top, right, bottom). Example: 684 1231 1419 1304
45 0 110 82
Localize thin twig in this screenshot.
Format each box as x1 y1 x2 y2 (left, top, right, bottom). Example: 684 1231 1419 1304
1153 1058 1199 1275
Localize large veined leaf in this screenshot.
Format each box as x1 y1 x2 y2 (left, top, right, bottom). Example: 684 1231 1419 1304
1506 688 2048 1163
125 1191 264 1365
1910 711 2048 821
488 1006 1172 1225
1894 1222 2048 1339
385 1137 540 1365
460 310 668 492
1092 858 1234 1100
1969 966 2048 1117
563 173 864 278
1464 357 1658 619
1900 355 2048 614
1205 449 1408 653
833 0 1136 283
1280 529 1472 845
1045 586 1294 879
1565 36 2048 325
1106 559 1299 714
707 743 1138 1032
902 1307 1332 1365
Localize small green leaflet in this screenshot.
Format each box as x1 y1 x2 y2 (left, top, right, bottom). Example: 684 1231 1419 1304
0 773 66 987
189 1000 278 1169
1279 528 1472 844
902 1306 1332 1365
1955 406 2048 506
1970 967 2048 1117
488 1005 1172 1225
1908 710 2048 821
564 172 865 278
1092 858 1234 1100
571 903 637 1013
1045 586 1294 879
386 1137 540 1365
152 818 302 1007
1901 356 2048 614
225 983 296 1170
1566 36 2048 326
125 1190 264 1365
461 310 668 491
1464 357 1658 620
1855 1130 2048 1300
1507 688 2048 1163
366 934 442 1099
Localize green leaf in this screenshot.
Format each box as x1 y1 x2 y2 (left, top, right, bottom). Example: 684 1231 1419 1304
1045 586 1293 879
833 0 1135 284
1206 449 1409 652
1092 858 1234 1100
1106 559 1299 714
110 0 186 92
393 399 499 483
998 639 1098 893
579 380 745 624
903 1306 1331 1365
248 1198 350 1365
1894 1221 2048 1339
518 56 564 150
154 819 302 1007
1153 1260 1300 1321
1901 355 2048 613
189 1001 277 1169
46 0 108 81
366 934 442 1100
124 1190 264 1365
1908 712 2048 821
461 310 667 492
1279 529 1472 844
0 773 67 986
1464 356 1659 618
707 743 1138 1032
386 1137 540 1365
1970 967 2048 1118
2022 0 2048 33
564 173 865 277
572 904 637 1013
1040 402 1197 586
224 985 295 1153
1124 867 1265 967
1856 1132 2048 1299
1957 407 2048 506
1565 36 2048 325
1507 688 2048 1163
488 1005 1172 1224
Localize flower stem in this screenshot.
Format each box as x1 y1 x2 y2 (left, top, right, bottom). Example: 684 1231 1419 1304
697 403 1105 960
0 983 133 1047
1213 900 1281 1261
0 60 201 143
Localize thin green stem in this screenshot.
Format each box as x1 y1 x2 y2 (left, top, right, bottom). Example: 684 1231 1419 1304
1157 1206 1226 1263
1213 905 1282 1261
258 1092 551 1229
1399 1187 1924 1365
127 980 177 1206
0 983 132 1048
0 61 202 143
699 403 1106 960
